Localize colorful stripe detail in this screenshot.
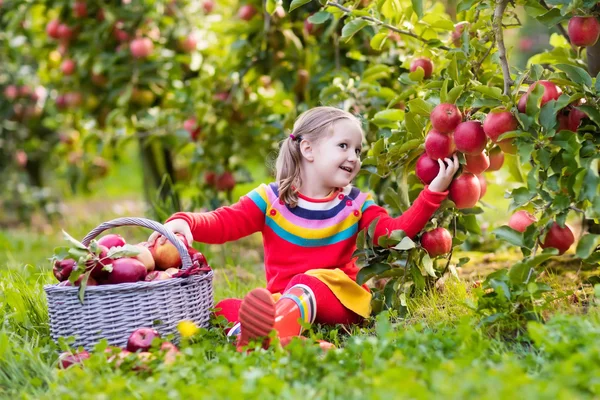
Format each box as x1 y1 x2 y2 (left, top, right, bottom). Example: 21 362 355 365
265 218 359 247
247 185 269 213
280 284 316 324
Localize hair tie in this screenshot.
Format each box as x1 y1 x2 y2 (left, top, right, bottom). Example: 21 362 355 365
290 134 299 141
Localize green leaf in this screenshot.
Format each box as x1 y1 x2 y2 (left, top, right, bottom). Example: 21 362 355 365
421 253 436 277
576 234 600 260
472 85 505 100
341 19 370 42
406 98 433 116
357 263 392 285
555 64 592 88
578 105 600 126
308 11 330 24
446 85 465 104
62 230 87 250
266 0 276 14
535 7 566 26
411 0 423 19
107 244 141 259
493 226 525 248
372 109 404 128
393 237 416 251
289 0 312 12
457 0 478 12
596 71 600 93
370 32 388 51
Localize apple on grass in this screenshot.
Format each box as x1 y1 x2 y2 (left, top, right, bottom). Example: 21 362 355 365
421 227 452 257
58 351 90 369
127 328 161 352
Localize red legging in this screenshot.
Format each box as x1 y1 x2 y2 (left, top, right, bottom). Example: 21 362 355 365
215 274 363 328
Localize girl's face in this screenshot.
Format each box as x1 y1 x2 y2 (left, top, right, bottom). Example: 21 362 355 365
311 119 363 190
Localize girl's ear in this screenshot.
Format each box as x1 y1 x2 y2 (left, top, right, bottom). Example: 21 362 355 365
299 140 314 162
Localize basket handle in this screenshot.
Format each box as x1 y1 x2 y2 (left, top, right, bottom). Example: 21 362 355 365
80 217 193 271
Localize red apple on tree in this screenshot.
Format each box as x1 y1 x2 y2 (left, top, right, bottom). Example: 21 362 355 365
179 33 198 52
487 147 504 171
202 0 214 13
61 59 76 75
46 19 61 39
215 171 236 191
425 129 455 160
304 18 314 35
238 4 257 21
541 222 575 255
415 153 440 185
568 16 600 47
508 210 537 233
4 85 18 101
184 117 201 140
73 1 88 18
464 151 490 174
409 57 434 79
130 37 153 59
517 80 562 113
449 173 481 209
453 121 487 155
451 22 469 47
421 227 452 257
127 328 161 352
57 24 74 41
430 103 462 134
477 175 487 199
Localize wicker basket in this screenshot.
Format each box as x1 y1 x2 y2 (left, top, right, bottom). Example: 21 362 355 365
44 217 214 350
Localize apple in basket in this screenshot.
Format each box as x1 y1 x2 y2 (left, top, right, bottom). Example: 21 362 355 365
133 243 155 273
164 268 180 277
127 327 161 352
53 258 76 281
145 270 172 281
106 258 147 284
149 233 188 270
97 233 126 249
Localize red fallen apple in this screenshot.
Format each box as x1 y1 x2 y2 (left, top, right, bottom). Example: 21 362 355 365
517 80 562 113
487 147 504 171
425 129 455 160
106 258 147 284
61 59 76 75
58 351 90 369
477 175 487 198
53 258 76 282
238 4 257 21
421 227 452 257
215 171 236 191
541 222 574 255
134 244 155 273
46 19 61 39
145 270 172 281
508 210 537 233
449 173 481 209
127 327 161 352
464 151 490 174
415 153 440 185
430 103 462 134
483 110 518 143
130 37 153 59
98 234 126 249
150 234 187 270
161 342 180 365
184 118 201 140
454 121 487 155
410 57 434 79
73 1 88 18
568 16 600 47
202 0 214 13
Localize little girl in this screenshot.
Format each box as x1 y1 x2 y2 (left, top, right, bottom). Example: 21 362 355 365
149 106 458 349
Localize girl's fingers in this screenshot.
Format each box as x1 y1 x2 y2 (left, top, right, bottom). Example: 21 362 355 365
437 158 446 173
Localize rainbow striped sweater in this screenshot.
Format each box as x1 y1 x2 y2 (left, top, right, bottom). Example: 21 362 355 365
167 183 447 294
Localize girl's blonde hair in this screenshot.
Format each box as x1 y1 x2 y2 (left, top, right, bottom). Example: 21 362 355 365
276 106 362 207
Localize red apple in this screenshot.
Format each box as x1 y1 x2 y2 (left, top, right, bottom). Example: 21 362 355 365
203 0 214 13
421 227 452 257
130 37 153 59
191 251 208 268
98 234 126 249
53 258 76 282
46 19 61 39
415 153 440 185
88 244 109 279
519 37 534 52
477 175 487 198
430 103 462 134
113 21 129 42
517 80 562 113
410 57 434 79
508 210 537 233
464 151 490 174
150 234 187 270
304 18 314 35
425 130 455 160
106 258 147 284
61 59 76 75
541 222 574 255
127 327 160 352
64 275 98 287
568 16 600 47
57 24 74 40
15 150 27 168
73 1 88 18
179 33 198 52
205 171 216 187
451 22 469 47
483 110 518 143
568 108 587 131
184 117 201 140
145 270 172 281
134 244 155 272
487 147 504 171
238 4 257 21
215 171 235 191
4 85 18 101
449 173 481 209
164 267 179 277
454 121 487 155
58 351 90 368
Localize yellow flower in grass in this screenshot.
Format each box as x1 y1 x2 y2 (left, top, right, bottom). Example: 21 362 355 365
178 320 199 338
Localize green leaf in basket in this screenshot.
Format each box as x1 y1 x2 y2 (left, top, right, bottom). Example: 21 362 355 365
107 244 141 259
62 230 88 250
77 271 93 304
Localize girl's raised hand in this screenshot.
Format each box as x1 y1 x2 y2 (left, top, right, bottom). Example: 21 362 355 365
428 154 459 193
148 219 193 247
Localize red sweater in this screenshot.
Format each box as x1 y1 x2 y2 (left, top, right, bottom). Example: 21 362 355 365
167 183 447 294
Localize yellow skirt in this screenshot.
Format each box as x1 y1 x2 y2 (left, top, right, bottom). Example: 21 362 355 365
272 268 372 319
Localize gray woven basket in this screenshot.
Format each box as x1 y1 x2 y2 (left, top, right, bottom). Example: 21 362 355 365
44 217 213 350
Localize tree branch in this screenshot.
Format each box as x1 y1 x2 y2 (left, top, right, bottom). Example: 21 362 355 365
325 1 451 51
538 0 574 48
493 0 513 95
